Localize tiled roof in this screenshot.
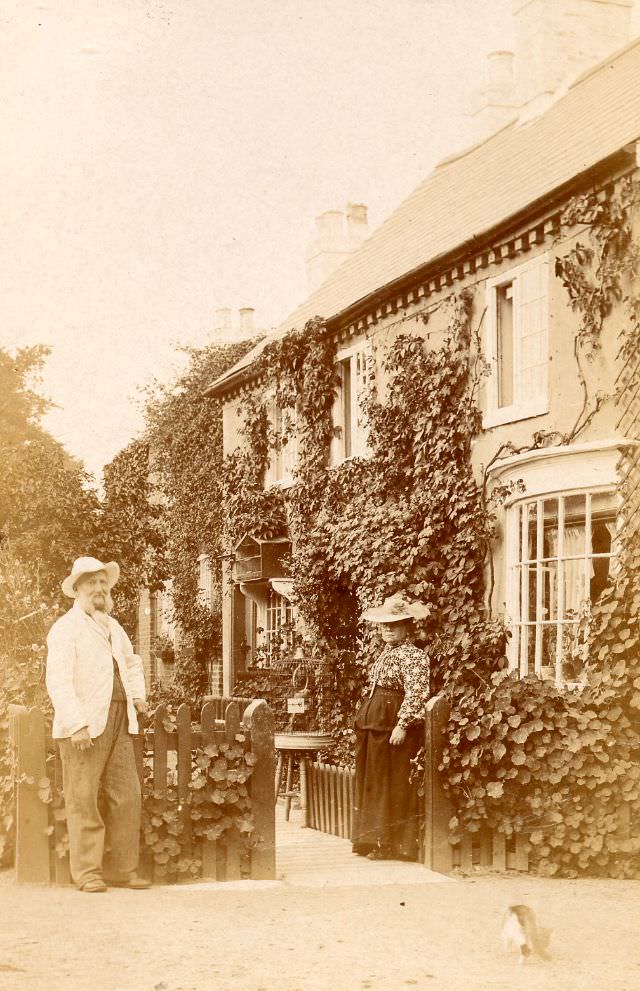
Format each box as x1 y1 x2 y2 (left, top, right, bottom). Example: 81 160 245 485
207 37 640 395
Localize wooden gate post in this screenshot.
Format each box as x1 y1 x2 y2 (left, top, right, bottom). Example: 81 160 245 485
243 699 275 880
423 694 454 875
9 705 51 883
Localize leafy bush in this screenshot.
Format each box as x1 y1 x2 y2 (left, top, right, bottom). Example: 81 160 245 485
0 547 59 865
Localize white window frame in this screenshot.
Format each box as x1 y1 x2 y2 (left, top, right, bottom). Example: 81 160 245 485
155 580 177 644
197 553 213 612
489 439 639 687
265 393 297 487
506 487 618 687
331 341 374 465
483 254 550 428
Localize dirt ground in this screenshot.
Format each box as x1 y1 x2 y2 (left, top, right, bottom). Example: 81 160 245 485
0 869 639 991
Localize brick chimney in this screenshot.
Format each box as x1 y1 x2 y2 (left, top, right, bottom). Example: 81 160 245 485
346 202 369 248
215 307 233 334
468 50 518 143
238 307 255 337
513 0 632 118
304 204 368 294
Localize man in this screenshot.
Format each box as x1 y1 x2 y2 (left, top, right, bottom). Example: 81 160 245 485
46 556 151 892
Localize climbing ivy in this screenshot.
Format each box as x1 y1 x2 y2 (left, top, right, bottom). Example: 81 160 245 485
141 715 257 880
120 338 259 700
442 174 640 878
223 174 640 876
223 298 497 761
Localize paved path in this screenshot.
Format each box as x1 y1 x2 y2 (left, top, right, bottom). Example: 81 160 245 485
275 803 452 888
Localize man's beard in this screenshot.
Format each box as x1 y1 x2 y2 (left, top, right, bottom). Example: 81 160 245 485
87 594 106 614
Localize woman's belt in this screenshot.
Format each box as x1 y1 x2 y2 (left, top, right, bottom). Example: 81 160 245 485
370 685 403 696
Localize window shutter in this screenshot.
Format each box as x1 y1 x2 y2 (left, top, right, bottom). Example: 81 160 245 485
352 344 373 457
330 361 348 465
515 258 548 406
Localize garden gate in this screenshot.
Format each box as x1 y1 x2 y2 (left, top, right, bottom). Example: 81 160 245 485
10 697 275 885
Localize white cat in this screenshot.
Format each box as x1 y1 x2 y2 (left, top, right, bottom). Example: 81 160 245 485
502 904 551 963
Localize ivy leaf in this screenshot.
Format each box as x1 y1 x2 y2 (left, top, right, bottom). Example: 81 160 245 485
486 782 504 799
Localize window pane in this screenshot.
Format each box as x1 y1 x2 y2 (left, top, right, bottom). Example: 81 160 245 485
563 558 588 618
524 626 536 677
497 282 514 408
526 502 537 561
540 625 556 682
564 494 586 537
341 359 352 459
560 623 582 682
542 559 557 621
527 563 537 622
513 505 522 565
542 498 558 558
590 492 616 603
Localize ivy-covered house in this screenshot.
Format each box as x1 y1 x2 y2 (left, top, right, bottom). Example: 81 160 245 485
208 12 640 705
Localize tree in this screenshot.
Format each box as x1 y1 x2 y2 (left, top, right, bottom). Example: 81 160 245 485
0 346 100 603
97 439 167 632
99 338 257 699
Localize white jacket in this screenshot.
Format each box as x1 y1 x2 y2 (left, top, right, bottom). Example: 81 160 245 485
46 602 147 739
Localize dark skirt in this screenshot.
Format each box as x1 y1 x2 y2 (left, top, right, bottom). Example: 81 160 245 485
351 687 421 860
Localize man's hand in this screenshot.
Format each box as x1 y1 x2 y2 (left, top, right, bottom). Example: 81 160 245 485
70 727 92 751
389 725 406 746
133 698 148 716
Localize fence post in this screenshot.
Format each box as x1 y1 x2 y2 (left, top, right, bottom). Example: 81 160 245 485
176 704 192 858
9 705 51 884
423 694 454 875
243 699 275 880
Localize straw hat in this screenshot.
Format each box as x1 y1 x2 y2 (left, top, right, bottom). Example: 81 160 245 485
61 557 120 599
361 592 429 624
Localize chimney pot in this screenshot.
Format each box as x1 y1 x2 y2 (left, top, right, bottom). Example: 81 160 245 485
346 202 368 226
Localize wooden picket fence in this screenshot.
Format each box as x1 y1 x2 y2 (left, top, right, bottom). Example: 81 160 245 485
305 696 534 873
9 697 275 885
307 762 355 839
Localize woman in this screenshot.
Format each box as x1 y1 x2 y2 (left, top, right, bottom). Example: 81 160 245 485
352 592 430 861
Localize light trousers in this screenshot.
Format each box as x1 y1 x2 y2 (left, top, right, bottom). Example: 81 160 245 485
58 698 141 887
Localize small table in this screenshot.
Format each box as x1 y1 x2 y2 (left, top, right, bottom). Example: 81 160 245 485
274 733 336 824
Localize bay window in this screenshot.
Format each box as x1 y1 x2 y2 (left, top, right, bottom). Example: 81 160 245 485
489 439 640 687
508 489 617 684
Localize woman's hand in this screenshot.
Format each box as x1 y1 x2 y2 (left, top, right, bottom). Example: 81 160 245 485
389 725 406 746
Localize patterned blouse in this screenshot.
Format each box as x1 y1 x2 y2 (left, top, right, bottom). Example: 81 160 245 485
366 641 431 729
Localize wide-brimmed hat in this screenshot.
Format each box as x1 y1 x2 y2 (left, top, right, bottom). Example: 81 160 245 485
361 592 430 624
61 557 120 599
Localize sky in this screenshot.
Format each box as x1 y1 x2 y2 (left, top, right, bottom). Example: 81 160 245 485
2 0 639 480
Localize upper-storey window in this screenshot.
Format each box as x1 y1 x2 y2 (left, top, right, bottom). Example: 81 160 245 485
484 255 549 428
331 342 373 464
266 398 297 486
197 553 214 611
